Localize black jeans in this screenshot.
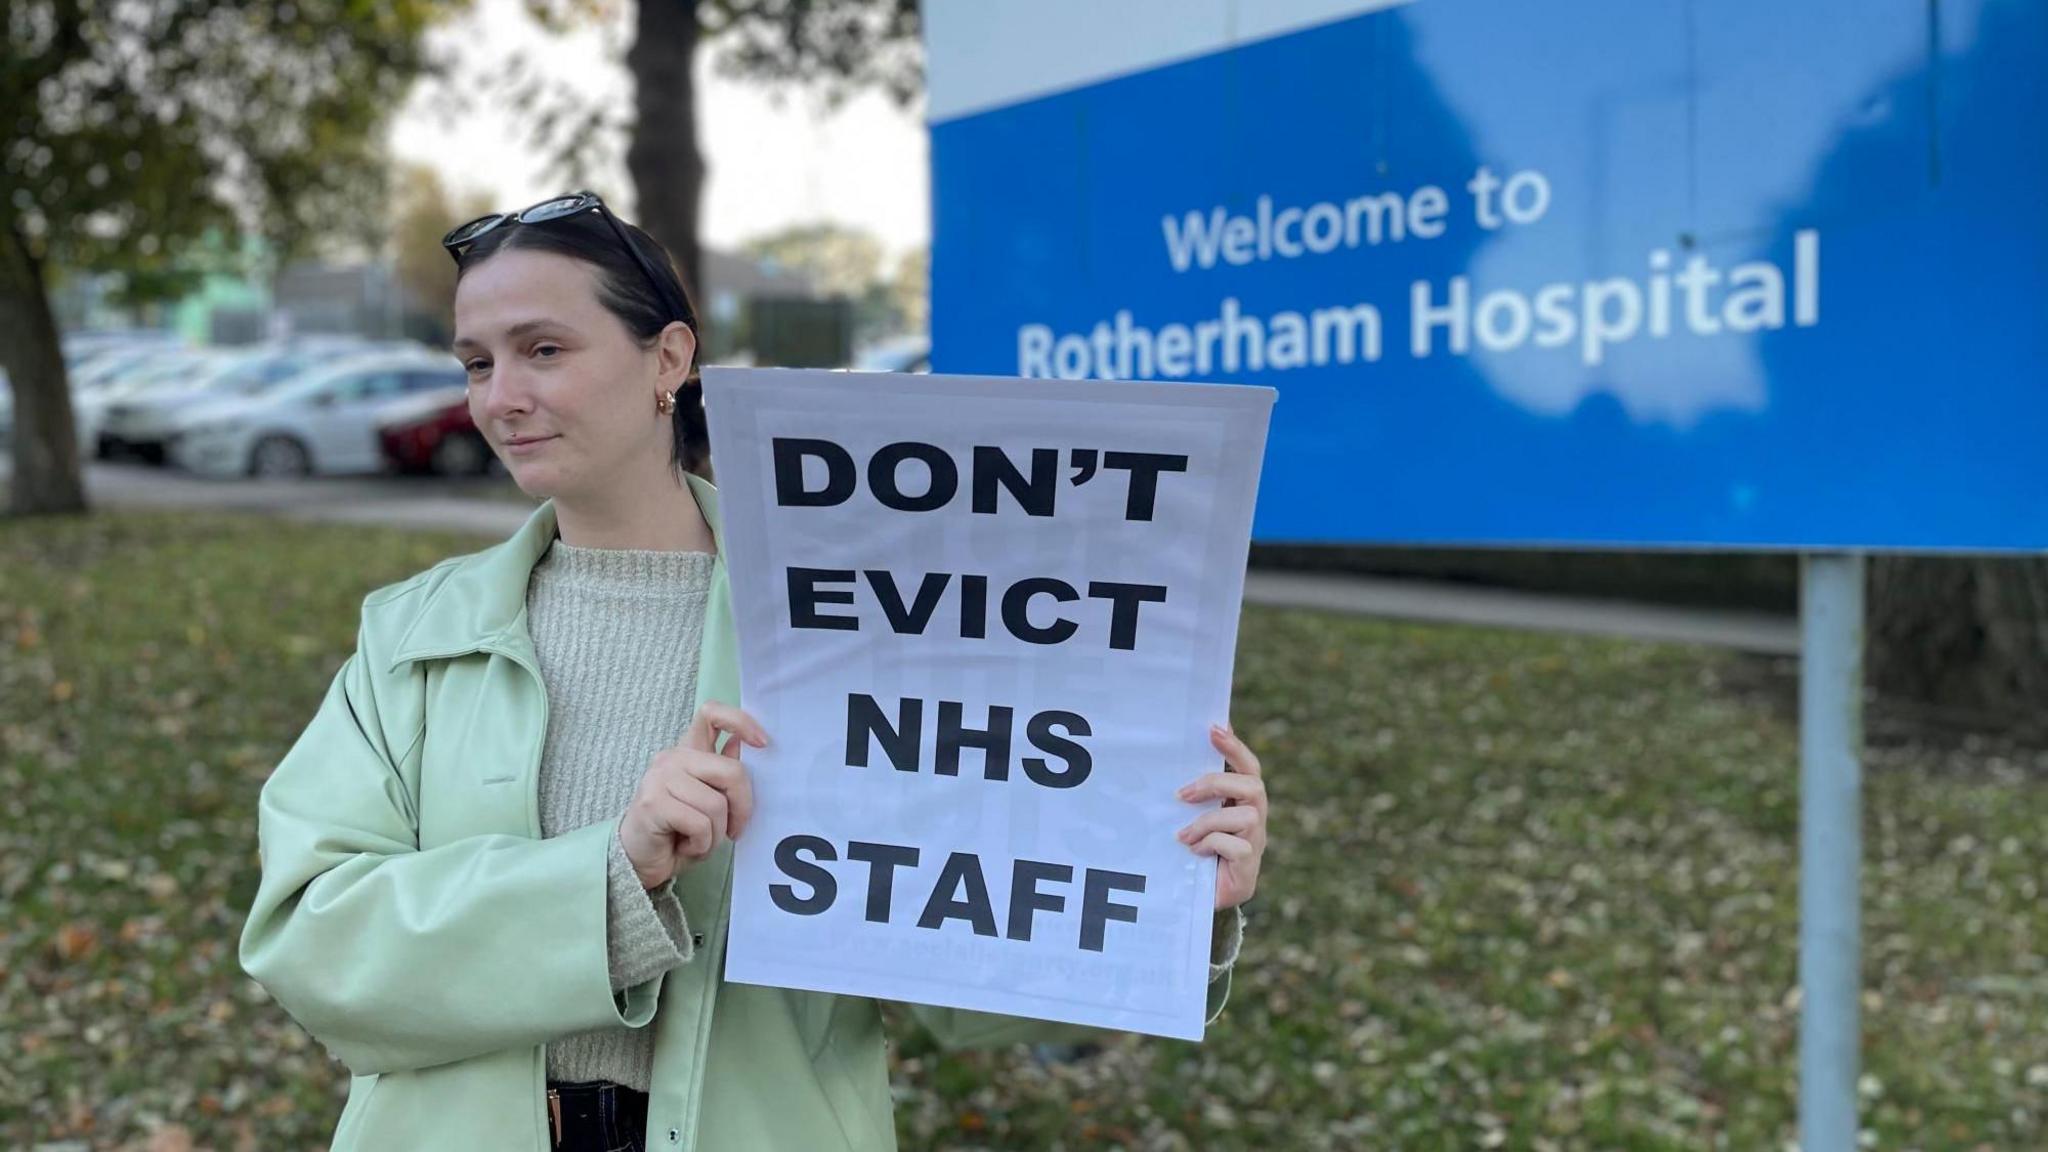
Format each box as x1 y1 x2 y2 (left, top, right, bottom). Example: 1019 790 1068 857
546 1078 649 1152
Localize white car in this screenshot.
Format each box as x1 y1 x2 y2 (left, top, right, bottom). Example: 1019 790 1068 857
3 340 197 455
97 347 322 465
62 329 178 363
70 343 181 392
78 348 221 458
171 352 467 478
852 334 931 373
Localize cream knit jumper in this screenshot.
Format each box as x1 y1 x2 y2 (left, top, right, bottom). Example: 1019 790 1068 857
528 535 715 1093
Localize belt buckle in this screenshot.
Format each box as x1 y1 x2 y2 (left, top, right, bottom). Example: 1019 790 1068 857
547 1087 563 1147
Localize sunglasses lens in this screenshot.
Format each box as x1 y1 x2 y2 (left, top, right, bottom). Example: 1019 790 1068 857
444 214 505 248
520 195 593 224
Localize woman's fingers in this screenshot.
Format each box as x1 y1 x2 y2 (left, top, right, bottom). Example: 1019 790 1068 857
664 772 730 844
1209 724 1262 777
718 762 754 841
678 749 756 840
660 801 717 861
1177 805 1262 849
682 702 770 754
627 713 765 885
1191 831 1256 863
1176 771 1268 815
666 704 763 841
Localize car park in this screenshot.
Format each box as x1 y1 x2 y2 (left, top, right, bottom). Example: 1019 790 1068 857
98 347 323 465
170 352 466 478
81 348 225 459
376 390 494 476
2 334 182 448
61 328 178 360
852 334 932 374
69 342 182 392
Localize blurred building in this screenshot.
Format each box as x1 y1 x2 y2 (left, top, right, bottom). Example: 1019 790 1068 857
49 230 273 343
696 249 822 360
272 262 408 341
58 238 849 363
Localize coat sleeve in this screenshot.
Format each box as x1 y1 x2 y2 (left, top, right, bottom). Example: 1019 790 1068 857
906 906 1242 1049
236 625 682 1077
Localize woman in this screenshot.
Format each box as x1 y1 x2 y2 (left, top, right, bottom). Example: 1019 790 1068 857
237 191 1271 1152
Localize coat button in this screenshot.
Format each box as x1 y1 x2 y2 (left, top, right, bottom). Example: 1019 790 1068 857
691 933 704 948
669 1128 681 1142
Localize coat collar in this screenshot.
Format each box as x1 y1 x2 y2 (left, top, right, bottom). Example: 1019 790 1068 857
387 471 725 671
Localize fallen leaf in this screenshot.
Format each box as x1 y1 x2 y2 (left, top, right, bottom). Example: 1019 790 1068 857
54 921 99 960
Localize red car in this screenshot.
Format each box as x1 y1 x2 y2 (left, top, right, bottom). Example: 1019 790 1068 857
377 392 494 476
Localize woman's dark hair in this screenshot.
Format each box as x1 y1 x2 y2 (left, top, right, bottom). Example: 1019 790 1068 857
453 210 709 477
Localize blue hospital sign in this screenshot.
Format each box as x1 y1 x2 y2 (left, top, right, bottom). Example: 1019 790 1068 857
925 0 2048 551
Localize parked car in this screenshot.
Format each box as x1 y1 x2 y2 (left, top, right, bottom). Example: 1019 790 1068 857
852 334 931 373
281 333 387 355
170 352 466 478
98 347 322 465
62 328 178 360
3 334 185 451
82 348 224 459
376 391 493 476
59 330 178 379
70 343 182 392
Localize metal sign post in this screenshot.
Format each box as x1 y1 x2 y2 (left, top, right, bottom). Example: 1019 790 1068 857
1799 553 1866 1151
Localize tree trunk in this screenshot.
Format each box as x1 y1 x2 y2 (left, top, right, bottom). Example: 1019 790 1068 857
626 0 705 311
0 222 87 517
1975 559 2048 711
1871 555 2048 729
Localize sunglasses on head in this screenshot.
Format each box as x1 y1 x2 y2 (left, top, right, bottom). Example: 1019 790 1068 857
441 190 694 327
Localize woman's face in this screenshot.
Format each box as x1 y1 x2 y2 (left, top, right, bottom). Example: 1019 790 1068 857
451 247 694 501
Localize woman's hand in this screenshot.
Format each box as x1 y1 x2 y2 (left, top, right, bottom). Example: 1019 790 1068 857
1176 723 1268 909
620 702 767 890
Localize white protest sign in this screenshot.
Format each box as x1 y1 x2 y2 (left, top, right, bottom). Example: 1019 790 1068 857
703 367 1274 1040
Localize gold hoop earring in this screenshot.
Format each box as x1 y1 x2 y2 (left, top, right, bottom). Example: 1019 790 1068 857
656 390 676 416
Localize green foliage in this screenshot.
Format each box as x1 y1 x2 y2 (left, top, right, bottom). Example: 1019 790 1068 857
700 0 921 107
391 163 495 345
3 0 464 288
743 221 886 297
740 221 913 340
498 0 921 194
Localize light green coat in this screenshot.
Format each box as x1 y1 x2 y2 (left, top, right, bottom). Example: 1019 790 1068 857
238 474 1233 1151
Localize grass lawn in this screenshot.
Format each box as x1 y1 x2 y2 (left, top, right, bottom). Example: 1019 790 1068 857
1 510 2042 1151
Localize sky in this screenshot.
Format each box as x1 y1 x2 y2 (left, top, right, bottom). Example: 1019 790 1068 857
387 0 931 262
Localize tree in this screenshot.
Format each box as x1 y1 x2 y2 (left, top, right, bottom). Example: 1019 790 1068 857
739 220 901 339
392 164 496 347
510 0 919 305
637 0 917 304
890 245 927 334
742 221 885 299
1871 559 2048 732
2 0 457 516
